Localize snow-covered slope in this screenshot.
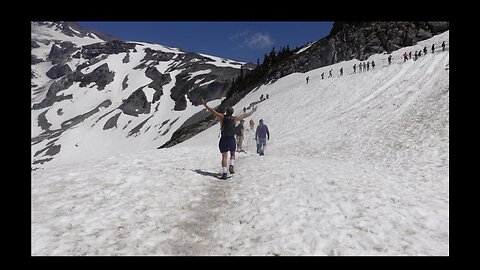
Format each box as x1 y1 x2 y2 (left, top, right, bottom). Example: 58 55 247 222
31 31 449 255
31 22 247 169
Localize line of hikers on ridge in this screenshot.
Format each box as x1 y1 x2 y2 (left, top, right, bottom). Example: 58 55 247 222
306 40 447 81
201 99 270 179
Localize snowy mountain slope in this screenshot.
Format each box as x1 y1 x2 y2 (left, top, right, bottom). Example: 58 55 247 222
31 22 249 169
31 31 449 255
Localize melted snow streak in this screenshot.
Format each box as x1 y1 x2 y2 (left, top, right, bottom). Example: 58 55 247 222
32 31 449 255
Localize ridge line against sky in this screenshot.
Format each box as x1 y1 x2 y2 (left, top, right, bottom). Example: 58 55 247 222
77 22 334 63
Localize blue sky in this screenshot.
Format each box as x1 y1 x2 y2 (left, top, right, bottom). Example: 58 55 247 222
77 22 333 63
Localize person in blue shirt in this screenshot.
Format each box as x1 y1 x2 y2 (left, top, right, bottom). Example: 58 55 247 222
255 119 270 156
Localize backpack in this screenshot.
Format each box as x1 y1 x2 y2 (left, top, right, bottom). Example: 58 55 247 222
222 115 236 137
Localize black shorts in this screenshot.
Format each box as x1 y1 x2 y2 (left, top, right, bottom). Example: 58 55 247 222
219 136 236 153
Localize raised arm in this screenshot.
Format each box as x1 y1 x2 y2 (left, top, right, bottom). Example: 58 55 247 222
235 106 257 122
202 99 224 120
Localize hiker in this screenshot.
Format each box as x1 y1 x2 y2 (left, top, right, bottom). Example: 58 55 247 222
442 41 445 51
306 76 309 84
366 62 370 71
353 63 356 74
321 72 324 79
403 52 408 62
339 67 343 76
249 118 255 130
266 94 269 99
409 51 412 59
431 44 435 53
388 55 392 65
260 94 264 101
255 119 270 156
328 69 333 78
423 46 427 55
235 120 245 152
371 60 375 69
414 51 418 60
201 99 257 179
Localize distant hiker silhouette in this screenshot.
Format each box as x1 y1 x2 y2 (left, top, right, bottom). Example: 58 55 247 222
235 120 245 152
328 69 333 78
431 44 435 53
339 67 343 76
388 55 393 65
306 76 309 84
353 64 356 73
321 72 324 79
371 61 375 69
202 99 257 179
255 119 270 156
423 46 427 55
249 119 255 130
442 41 445 51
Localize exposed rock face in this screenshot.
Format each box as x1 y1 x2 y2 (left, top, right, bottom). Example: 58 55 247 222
31 40 40 48
76 63 115 90
133 48 176 69
103 112 122 130
32 75 74 110
47 41 79 65
266 21 449 83
46 64 73 79
119 87 151 117
145 66 171 103
31 54 43 64
170 64 238 111
81 40 137 60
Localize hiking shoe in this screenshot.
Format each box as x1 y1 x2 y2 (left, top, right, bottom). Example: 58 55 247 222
221 173 228 180
229 165 235 174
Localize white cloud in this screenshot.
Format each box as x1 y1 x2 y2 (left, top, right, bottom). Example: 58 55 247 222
244 33 274 49
229 30 250 41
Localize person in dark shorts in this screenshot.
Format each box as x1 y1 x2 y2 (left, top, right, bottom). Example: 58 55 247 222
202 99 257 179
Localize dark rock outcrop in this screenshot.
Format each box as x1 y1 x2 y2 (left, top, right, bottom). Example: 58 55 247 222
46 64 73 79
31 40 40 49
82 40 137 60
103 112 122 130
145 66 171 103
31 54 43 65
133 47 176 69
32 75 75 110
47 41 78 65
76 63 115 90
122 75 129 90
119 87 151 117
170 64 237 111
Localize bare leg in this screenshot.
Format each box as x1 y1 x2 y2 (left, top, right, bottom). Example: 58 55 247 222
221 152 228 168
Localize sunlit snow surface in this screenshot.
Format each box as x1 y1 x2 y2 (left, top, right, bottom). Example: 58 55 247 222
32 31 449 255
